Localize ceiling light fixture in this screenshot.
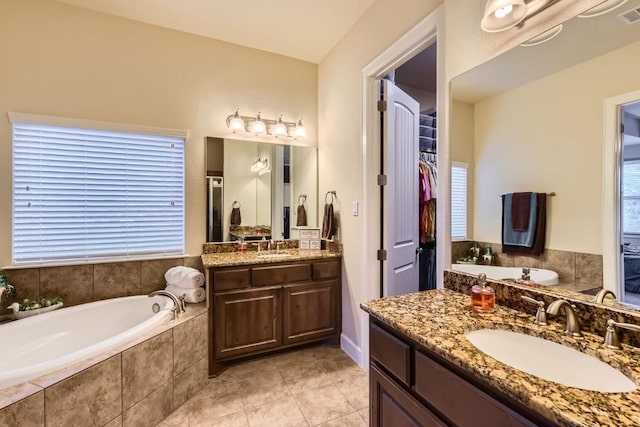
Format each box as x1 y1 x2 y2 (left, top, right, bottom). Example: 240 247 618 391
520 24 563 46
226 110 307 139
577 0 629 18
481 0 557 32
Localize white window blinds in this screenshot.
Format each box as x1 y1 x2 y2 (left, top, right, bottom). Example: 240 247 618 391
451 162 468 241
623 159 640 234
11 115 185 264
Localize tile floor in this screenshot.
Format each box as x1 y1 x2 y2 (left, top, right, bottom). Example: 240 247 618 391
159 346 369 427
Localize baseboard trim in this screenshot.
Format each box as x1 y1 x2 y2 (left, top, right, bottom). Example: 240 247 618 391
340 333 363 367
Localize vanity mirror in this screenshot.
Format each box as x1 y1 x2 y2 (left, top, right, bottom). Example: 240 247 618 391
205 137 317 243
450 0 640 309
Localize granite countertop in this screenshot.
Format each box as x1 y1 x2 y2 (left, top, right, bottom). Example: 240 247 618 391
201 248 341 268
361 289 640 427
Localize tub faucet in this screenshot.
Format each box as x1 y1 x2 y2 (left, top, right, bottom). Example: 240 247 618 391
594 289 616 304
148 290 184 319
546 299 582 337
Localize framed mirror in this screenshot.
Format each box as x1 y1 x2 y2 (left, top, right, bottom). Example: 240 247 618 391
205 137 317 242
450 0 640 310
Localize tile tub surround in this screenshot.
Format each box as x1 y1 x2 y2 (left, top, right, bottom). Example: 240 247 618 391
361 289 640 427
201 244 343 268
0 304 207 427
451 241 603 287
0 256 204 319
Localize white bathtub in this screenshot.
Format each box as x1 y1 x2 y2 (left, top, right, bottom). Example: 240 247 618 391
451 264 559 286
0 295 173 389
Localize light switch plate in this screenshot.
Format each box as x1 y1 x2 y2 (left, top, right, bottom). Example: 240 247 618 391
352 201 359 216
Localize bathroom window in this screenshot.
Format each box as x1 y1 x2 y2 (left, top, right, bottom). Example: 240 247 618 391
10 113 186 265
451 162 468 241
623 159 640 234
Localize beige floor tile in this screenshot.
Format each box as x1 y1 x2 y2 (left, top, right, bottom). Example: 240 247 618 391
228 356 281 379
191 410 249 427
203 373 240 398
357 407 369 424
189 389 245 424
281 365 334 393
317 411 367 427
317 354 366 383
293 384 355 426
246 395 308 427
335 374 369 410
237 370 291 409
158 403 190 426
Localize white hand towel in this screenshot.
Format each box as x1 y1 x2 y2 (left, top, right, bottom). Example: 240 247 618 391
166 284 205 304
164 267 205 289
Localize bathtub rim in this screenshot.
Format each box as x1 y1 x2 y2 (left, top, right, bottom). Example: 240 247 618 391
450 264 559 285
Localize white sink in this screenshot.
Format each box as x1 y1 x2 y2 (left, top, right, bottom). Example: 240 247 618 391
257 252 292 259
466 329 636 393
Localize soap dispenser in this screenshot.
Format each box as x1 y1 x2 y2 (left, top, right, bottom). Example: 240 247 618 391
471 273 496 314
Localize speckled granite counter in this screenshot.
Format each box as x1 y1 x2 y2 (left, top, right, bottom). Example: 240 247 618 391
201 248 341 268
361 289 640 427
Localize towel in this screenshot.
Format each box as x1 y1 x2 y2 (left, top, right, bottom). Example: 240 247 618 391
296 204 307 226
502 193 547 256
502 193 537 247
166 284 205 304
511 192 532 231
321 203 334 240
164 266 205 289
230 206 241 225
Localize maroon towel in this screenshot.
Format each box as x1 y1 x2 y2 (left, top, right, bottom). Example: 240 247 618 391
511 192 532 231
296 204 307 227
502 193 546 256
230 207 241 225
321 203 334 239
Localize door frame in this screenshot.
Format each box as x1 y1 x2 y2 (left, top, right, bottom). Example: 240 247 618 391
603 89 640 301
359 4 448 369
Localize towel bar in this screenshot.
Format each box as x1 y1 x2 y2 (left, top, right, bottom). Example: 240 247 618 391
500 192 555 197
325 191 336 204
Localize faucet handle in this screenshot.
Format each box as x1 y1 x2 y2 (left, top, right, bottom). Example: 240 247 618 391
521 296 547 326
604 319 640 349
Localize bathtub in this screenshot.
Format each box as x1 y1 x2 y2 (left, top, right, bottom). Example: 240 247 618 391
451 264 559 285
0 295 173 389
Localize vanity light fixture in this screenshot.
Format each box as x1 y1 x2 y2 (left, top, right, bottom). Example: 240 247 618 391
481 0 558 32
578 0 628 18
520 24 563 46
226 110 306 139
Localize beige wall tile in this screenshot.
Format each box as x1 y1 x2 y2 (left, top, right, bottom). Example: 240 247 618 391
94 262 142 300
2 268 40 315
511 254 541 269
40 265 93 307
173 313 207 375
122 379 174 427
122 330 173 410
141 258 183 294
183 256 203 272
45 355 121 427
173 356 208 408
0 391 44 427
541 249 576 282
575 252 603 286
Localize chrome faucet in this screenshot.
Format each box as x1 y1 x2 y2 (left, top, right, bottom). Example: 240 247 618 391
604 319 640 349
594 289 616 304
546 299 582 337
521 295 547 326
268 239 273 251
148 290 184 319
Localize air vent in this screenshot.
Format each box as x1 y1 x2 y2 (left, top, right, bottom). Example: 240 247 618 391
618 6 640 24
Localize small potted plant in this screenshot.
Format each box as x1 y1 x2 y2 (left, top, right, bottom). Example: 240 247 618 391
7 296 64 319
0 271 15 302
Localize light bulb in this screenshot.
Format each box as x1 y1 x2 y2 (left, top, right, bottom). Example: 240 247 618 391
228 110 245 132
494 5 513 18
253 113 266 135
294 120 306 139
274 116 288 137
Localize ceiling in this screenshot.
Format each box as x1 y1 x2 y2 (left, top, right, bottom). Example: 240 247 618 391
51 0 375 63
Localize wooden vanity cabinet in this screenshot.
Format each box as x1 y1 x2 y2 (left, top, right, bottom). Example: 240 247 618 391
369 320 558 427
208 258 341 376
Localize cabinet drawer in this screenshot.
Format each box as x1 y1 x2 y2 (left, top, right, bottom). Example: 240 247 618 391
370 323 411 386
252 263 311 286
212 268 250 291
414 350 535 427
312 260 340 280
299 228 321 239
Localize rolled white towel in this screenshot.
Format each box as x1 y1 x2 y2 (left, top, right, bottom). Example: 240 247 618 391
166 284 205 304
164 266 205 289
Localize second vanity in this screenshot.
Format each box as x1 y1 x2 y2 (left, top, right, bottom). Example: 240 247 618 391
361 289 640 426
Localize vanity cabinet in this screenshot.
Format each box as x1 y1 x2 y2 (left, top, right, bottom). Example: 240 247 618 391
369 320 557 427
208 258 341 376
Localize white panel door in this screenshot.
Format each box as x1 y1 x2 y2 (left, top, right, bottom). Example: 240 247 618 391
382 79 420 297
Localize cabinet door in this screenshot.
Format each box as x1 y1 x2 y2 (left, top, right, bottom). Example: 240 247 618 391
282 281 338 345
371 364 446 427
214 287 282 359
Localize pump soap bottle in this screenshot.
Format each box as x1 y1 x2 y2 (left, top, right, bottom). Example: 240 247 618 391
471 273 496 313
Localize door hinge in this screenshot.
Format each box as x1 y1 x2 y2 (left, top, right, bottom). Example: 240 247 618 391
377 100 387 112
377 174 387 186
377 249 387 261
621 123 625 134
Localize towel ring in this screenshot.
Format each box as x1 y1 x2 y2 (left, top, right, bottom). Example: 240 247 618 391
298 194 307 205
325 191 336 204
232 201 241 208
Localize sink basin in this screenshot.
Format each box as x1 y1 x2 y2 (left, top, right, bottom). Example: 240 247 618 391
257 252 292 259
466 329 636 393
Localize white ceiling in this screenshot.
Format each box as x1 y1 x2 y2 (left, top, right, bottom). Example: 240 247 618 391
51 0 375 63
